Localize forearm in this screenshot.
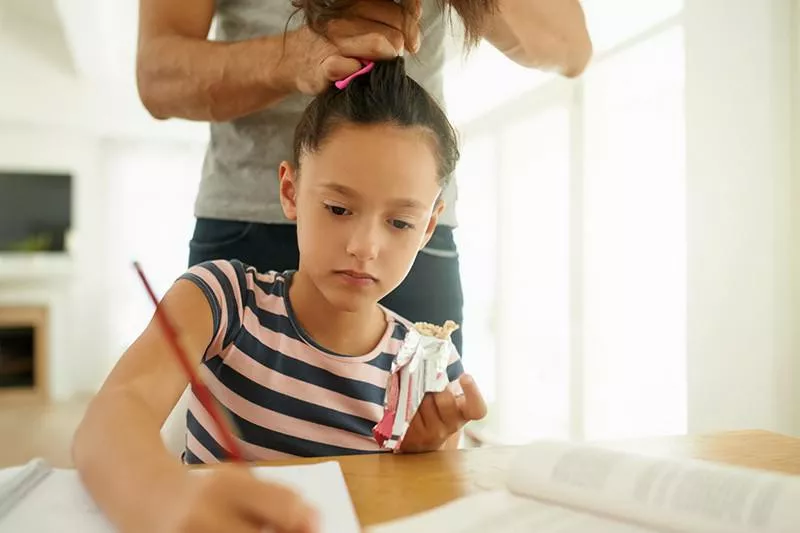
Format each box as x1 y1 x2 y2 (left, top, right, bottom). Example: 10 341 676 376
484 0 592 77
73 389 186 532
137 32 300 122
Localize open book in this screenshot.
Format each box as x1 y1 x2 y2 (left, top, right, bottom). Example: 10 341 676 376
370 440 800 533
0 460 359 533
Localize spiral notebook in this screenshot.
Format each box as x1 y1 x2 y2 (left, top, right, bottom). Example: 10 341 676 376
0 459 360 533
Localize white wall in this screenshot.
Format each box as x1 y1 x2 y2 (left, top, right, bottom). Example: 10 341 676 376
0 12 205 141
0 16 207 400
0 129 206 401
0 127 108 399
685 0 799 435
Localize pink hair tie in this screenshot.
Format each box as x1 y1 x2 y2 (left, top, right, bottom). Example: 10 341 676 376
335 61 375 90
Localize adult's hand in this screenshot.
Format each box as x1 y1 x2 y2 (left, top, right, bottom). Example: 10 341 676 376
287 0 423 95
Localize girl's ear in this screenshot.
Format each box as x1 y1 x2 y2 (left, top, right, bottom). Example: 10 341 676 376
278 161 299 221
419 198 445 250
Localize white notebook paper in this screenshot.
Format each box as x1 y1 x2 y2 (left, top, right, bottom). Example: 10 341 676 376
0 460 359 533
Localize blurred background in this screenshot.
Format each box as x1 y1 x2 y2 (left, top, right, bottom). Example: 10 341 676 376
0 0 797 465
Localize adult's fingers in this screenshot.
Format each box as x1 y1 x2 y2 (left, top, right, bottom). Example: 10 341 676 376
320 55 364 82
327 18 404 57
348 0 420 52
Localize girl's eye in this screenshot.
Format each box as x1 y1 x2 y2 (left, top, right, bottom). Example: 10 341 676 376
390 219 414 230
325 204 350 216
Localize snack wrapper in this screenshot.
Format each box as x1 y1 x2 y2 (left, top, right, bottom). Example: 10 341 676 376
373 320 459 451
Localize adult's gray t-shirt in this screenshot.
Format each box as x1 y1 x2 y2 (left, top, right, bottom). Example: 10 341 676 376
195 0 458 227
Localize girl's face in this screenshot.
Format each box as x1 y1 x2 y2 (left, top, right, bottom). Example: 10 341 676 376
279 123 444 313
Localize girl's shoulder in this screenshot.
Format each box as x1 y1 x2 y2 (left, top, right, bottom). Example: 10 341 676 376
186 259 286 292
181 259 291 326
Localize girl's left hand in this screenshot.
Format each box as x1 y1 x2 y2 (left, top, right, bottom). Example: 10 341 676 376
398 374 487 453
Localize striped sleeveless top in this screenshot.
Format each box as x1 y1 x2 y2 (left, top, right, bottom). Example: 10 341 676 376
179 259 464 463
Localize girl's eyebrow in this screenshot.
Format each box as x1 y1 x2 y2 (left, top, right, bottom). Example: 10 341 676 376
319 182 427 211
320 182 360 198
389 198 427 211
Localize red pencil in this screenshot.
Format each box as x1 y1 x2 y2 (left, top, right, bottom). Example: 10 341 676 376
133 261 244 462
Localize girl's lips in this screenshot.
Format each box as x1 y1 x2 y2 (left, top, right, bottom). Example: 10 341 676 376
334 270 378 287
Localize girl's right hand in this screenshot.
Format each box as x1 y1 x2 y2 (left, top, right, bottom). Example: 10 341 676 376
155 465 319 533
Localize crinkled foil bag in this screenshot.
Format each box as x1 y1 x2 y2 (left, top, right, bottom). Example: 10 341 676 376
372 322 457 451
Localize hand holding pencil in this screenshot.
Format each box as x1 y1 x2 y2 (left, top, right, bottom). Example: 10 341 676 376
133 262 319 533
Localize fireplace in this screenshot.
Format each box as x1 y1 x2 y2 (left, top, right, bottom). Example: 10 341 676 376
0 306 48 401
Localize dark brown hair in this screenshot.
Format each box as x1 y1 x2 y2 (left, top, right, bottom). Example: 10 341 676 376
293 57 459 187
292 0 498 49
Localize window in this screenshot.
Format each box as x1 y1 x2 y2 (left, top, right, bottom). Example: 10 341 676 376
582 27 686 439
454 135 498 402
447 3 686 442
103 140 205 353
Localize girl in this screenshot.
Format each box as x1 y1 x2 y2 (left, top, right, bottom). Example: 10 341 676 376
73 58 487 533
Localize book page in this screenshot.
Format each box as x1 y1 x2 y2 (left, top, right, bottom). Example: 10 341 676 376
0 466 25 487
369 490 668 533
507 441 800 533
0 461 359 533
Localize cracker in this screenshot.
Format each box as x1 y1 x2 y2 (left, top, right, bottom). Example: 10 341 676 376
413 320 460 340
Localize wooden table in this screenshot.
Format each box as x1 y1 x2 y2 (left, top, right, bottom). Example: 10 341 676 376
267 430 800 527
